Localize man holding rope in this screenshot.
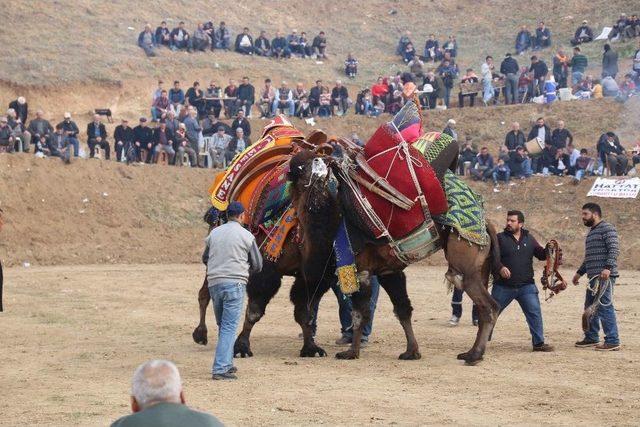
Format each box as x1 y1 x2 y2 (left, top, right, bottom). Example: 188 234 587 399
573 203 621 351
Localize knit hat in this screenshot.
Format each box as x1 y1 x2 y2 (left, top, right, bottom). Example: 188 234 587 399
226 201 245 217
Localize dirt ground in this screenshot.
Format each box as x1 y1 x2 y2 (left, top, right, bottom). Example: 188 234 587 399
0 264 638 426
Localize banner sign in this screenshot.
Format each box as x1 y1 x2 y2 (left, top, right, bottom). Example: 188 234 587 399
587 177 640 198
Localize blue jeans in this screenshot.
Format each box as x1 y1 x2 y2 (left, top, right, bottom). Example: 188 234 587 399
209 282 245 375
491 283 545 346
443 86 452 108
67 137 80 157
272 99 295 116
492 168 510 184
572 71 584 86
584 277 619 345
451 288 478 322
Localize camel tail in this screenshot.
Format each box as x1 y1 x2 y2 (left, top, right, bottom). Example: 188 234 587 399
486 220 501 278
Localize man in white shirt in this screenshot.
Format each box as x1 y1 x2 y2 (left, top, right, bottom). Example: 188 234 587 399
481 56 495 104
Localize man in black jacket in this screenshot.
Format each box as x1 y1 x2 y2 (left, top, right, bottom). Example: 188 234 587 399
152 120 175 164
505 122 526 151
312 31 327 59
236 77 255 117
58 112 80 157
500 53 520 104
133 117 153 163
551 120 573 149
87 114 110 160
598 132 628 176
155 21 171 47
114 118 134 162
231 109 251 137
309 80 323 115
235 27 254 55
492 210 554 352
331 80 349 116
571 20 593 46
8 97 28 124
254 31 271 57
527 117 551 170
528 56 548 97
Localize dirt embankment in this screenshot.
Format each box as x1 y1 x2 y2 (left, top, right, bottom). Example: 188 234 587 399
1 153 638 269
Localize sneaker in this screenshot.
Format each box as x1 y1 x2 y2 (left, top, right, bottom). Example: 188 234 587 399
448 315 460 326
575 339 599 348
595 343 621 351
212 372 237 380
227 366 238 374
335 335 352 345
472 319 479 326
532 343 555 352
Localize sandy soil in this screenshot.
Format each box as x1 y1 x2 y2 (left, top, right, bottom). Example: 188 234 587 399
0 264 638 426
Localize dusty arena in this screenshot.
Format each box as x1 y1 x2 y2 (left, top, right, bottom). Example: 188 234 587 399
1 264 638 425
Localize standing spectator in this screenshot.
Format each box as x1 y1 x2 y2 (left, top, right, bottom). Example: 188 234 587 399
396 30 412 56
170 21 190 51
152 120 175 164
152 90 170 122
114 118 134 163
505 122 526 151
225 128 250 163
492 211 554 352
528 117 552 146
552 49 570 89
287 29 302 56
598 132 628 176
137 24 157 57
573 204 621 351
202 201 263 380
58 112 80 157
6 109 31 153
204 81 223 118
8 96 28 124
258 79 276 118
186 82 205 117
192 23 210 51
272 81 295 116
209 126 232 167
529 55 548 97
87 114 110 160
184 108 204 164
235 27 254 55
110 359 223 426
231 109 251 138
155 21 171 47
421 71 441 109
570 47 588 86
601 44 619 79
165 110 180 136
133 117 153 163
345 53 358 79
271 31 290 58
214 21 231 50
571 20 594 46
331 80 350 116
236 77 255 117
312 31 328 59
470 147 494 181
458 68 479 107
424 34 440 61
481 56 495 105
534 21 551 50
551 120 573 149
27 110 53 152
515 25 532 55
253 30 271 56
500 53 520 104
309 80 323 116
168 81 185 115
437 59 457 108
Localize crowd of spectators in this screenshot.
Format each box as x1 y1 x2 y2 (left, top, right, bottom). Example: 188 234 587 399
138 21 328 60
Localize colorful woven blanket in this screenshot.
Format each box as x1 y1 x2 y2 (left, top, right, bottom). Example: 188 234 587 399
434 171 490 247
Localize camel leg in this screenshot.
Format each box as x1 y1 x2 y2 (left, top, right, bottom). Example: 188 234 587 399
234 263 283 358
378 271 421 360
336 272 372 360
456 270 499 366
192 277 210 345
291 275 330 357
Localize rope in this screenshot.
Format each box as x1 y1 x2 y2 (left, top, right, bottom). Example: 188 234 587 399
586 275 614 308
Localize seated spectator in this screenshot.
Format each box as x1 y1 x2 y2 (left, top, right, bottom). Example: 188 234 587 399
552 49 570 89
534 21 551 50
529 55 548 97
547 146 570 176
174 124 197 167
345 53 358 78
152 89 170 122
566 142 580 176
573 148 593 182
210 126 232 167
155 21 171 47
493 157 511 185
214 21 231 50
458 68 479 107
192 23 210 52
110 359 223 427
235 27 254 55
202 113 230 137
299 32 312 57
6 109 31 153
204 81 223 118
571 20 594 46
470 147 495 181
152 80 164 103
517 66 532 102
292 83 310 117
442 119 457 140
48 124 72 163
170 21 191 51
8 96 28 126
443 35 458 58
258 79 276 118
632 143 640 166
591 78 603 99
424 34 440 62
271 31 291 59
231 109 251 138
309 80 323 115
114 118 134 163
225 128 250 163
601 75 620 97
602 44 619 79
287 29 302 56
202 21 215 49
551 120 573 149
236 77 255 117
396 30 412 56
0 116 14 153
570 47 588 86
272 81 295 116
312 31 328 59
371 77 389 103
457 142 477 175
609 13 631 41
403 42 416 63
505 121 526 152
510 146 533 178
629 15 640 38
619 73 637 101
515 25 532 55
223 79 239 118
186 82 205 117
54 112 79 157
87 114 110 160
152 120 175 163
254 30 271 56
138 24 157 57
539 141 557 175
408 57 425 79
331 80 350 116
165 110 180 136
598 132 628 175
168 81 185 115
133 117 153 163
27 110 53 153
318 87 332 117
354 89 371 116
421 71 441 109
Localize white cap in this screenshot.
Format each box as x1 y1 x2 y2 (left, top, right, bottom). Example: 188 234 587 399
64 112 71 118
448 119 456 125
17 96 26 104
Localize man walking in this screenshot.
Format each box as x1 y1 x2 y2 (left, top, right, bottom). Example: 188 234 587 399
573 203 621 351
202 202 262 380
491 210 554 352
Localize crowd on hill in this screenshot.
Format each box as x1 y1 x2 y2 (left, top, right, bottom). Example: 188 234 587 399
138 21 328 60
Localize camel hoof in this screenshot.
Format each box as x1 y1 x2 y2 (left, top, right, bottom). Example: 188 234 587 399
456 351 470 361
192 326 208 346
233 337 253 358
399 350 422 360
300 344 327 357
335 349 359 360
464 356 484 366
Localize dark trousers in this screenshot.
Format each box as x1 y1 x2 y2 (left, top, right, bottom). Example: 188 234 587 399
451 288 478 322
458 93 476 107
88 138 110 159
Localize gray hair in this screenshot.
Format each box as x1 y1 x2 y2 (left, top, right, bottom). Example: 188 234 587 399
131 360 182 409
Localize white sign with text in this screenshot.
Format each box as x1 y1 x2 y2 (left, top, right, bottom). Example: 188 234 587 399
587 177 640 198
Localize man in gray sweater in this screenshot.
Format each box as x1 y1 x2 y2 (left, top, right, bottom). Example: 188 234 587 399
573 203 620 351
202 201 262 380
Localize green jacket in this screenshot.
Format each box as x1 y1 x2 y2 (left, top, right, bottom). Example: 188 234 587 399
111 402 224 427
570 54 588 73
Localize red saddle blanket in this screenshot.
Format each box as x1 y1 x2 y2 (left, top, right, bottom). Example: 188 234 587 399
358 119 447 239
